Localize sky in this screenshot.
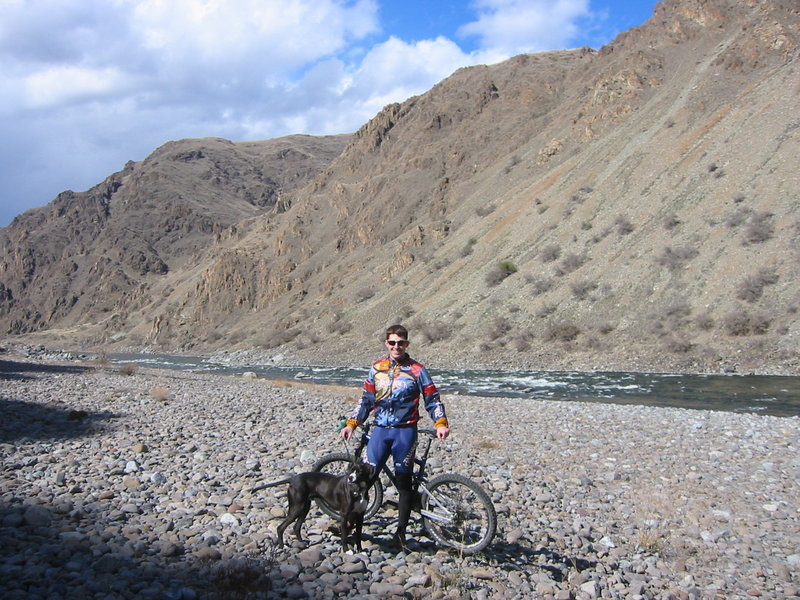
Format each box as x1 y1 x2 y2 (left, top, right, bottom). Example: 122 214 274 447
0 0 657 227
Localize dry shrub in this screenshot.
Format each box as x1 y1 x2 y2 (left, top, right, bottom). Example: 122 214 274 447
513 336 531 352
596 322 616 335
485 261 518 287
539 244 561 263
528 276 553 296
484 317 511 341
477 439 502 450
664 336 694 353
663 213 681 231
615 216 634 235
415 321 452 344
742 212 774 245
723 308 771 336
570 279 598 300
694 312 715 331
119 363 138 376
257 328 300 349
536 303 557 318
736 269 779 303
726 207 751 228
555 252 587 276
655 246 698 271
150 386 171 402
544 321 580 342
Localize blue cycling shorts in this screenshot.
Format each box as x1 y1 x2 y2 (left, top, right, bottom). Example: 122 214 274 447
365 426 418 474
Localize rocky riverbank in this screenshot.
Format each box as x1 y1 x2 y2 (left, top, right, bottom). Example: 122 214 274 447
1 354 798 600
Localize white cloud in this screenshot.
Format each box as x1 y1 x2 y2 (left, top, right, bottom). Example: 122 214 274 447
24 66 130 109
459 0 591 53
0 0 605 226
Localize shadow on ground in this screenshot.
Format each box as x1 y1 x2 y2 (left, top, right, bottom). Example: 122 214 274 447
0 499 279 599
0 396 117 444
0 357 94 381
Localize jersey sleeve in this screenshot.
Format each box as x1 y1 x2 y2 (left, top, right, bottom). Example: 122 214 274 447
419 366 448 429
347 364 377 428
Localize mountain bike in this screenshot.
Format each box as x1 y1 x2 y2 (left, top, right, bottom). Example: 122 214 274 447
311 424 497 555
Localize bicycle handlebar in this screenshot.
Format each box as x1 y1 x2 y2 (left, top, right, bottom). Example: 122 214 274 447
346 422 438 439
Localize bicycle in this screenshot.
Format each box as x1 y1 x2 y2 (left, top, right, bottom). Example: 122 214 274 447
311 424 497 555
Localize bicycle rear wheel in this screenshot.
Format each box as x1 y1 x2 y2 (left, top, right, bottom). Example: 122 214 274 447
311 453 384 519
421 473 497 555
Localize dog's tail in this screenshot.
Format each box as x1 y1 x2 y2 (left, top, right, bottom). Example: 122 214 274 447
248 477 293 493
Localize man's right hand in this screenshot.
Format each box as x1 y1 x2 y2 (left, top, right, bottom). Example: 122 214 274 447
340 425 354 440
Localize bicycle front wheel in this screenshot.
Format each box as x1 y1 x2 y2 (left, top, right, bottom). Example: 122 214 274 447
421 473 497 555
311 453 384 519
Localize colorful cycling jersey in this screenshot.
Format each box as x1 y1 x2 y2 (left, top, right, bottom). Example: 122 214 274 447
346 356 448 430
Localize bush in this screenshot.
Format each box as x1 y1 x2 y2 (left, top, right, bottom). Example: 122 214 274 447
528 276 553 296
570 279 598 300
512 336 531 352
726 207 751 228
663 213 681 231
150 386 171 402
655 246 698 271
736 269 779 303
485 317 511 341
543 321 580 342
257 328 300 349
416 321 452 344
695 312 715 331
556 252 587 276
723 308 771 336
119 363 138 376
742 212 774 245
485 261 518 287
664 336 694 353
536 303 557 318
615 216 634 235
539 244 561 263
596 322 616 335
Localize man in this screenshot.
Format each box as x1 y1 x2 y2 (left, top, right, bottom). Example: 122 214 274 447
340 324 449 549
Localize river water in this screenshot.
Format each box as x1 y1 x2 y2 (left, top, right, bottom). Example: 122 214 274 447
109 353 800 418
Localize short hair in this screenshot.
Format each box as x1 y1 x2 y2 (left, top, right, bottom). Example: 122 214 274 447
385 324 408 340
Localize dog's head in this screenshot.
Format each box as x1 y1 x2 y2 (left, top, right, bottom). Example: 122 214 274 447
346 461 375 488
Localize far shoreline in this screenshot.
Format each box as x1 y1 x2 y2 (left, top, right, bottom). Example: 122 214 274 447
4 344 799 418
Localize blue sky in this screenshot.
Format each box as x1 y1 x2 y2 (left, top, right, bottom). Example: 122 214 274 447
0 0 657 226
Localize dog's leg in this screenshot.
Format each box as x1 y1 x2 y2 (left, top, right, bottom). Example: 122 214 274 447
340 512 352 552
276 513 292 547
292 499 312 542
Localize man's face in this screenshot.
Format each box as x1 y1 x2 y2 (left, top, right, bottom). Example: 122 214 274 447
385 334 409 361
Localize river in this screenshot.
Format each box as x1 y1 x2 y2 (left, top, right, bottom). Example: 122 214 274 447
109 353 800 418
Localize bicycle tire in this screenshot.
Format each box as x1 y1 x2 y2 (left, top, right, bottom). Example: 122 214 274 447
311 453 384 520
421 473 497 555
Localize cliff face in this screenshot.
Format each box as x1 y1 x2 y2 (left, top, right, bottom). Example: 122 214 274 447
1 0 798 374
0 135 349 335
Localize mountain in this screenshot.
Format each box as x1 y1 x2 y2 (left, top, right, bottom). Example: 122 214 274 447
1 0 798 374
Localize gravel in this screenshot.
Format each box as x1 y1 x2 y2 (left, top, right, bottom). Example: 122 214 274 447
1 354 798 600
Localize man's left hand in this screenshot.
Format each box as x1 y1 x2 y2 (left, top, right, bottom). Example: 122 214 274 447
436 426 450 440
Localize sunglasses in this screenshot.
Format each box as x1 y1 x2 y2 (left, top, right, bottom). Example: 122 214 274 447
386 339 409 347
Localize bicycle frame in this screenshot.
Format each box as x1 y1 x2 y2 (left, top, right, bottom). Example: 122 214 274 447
324 423 498 554
353 426 438 508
